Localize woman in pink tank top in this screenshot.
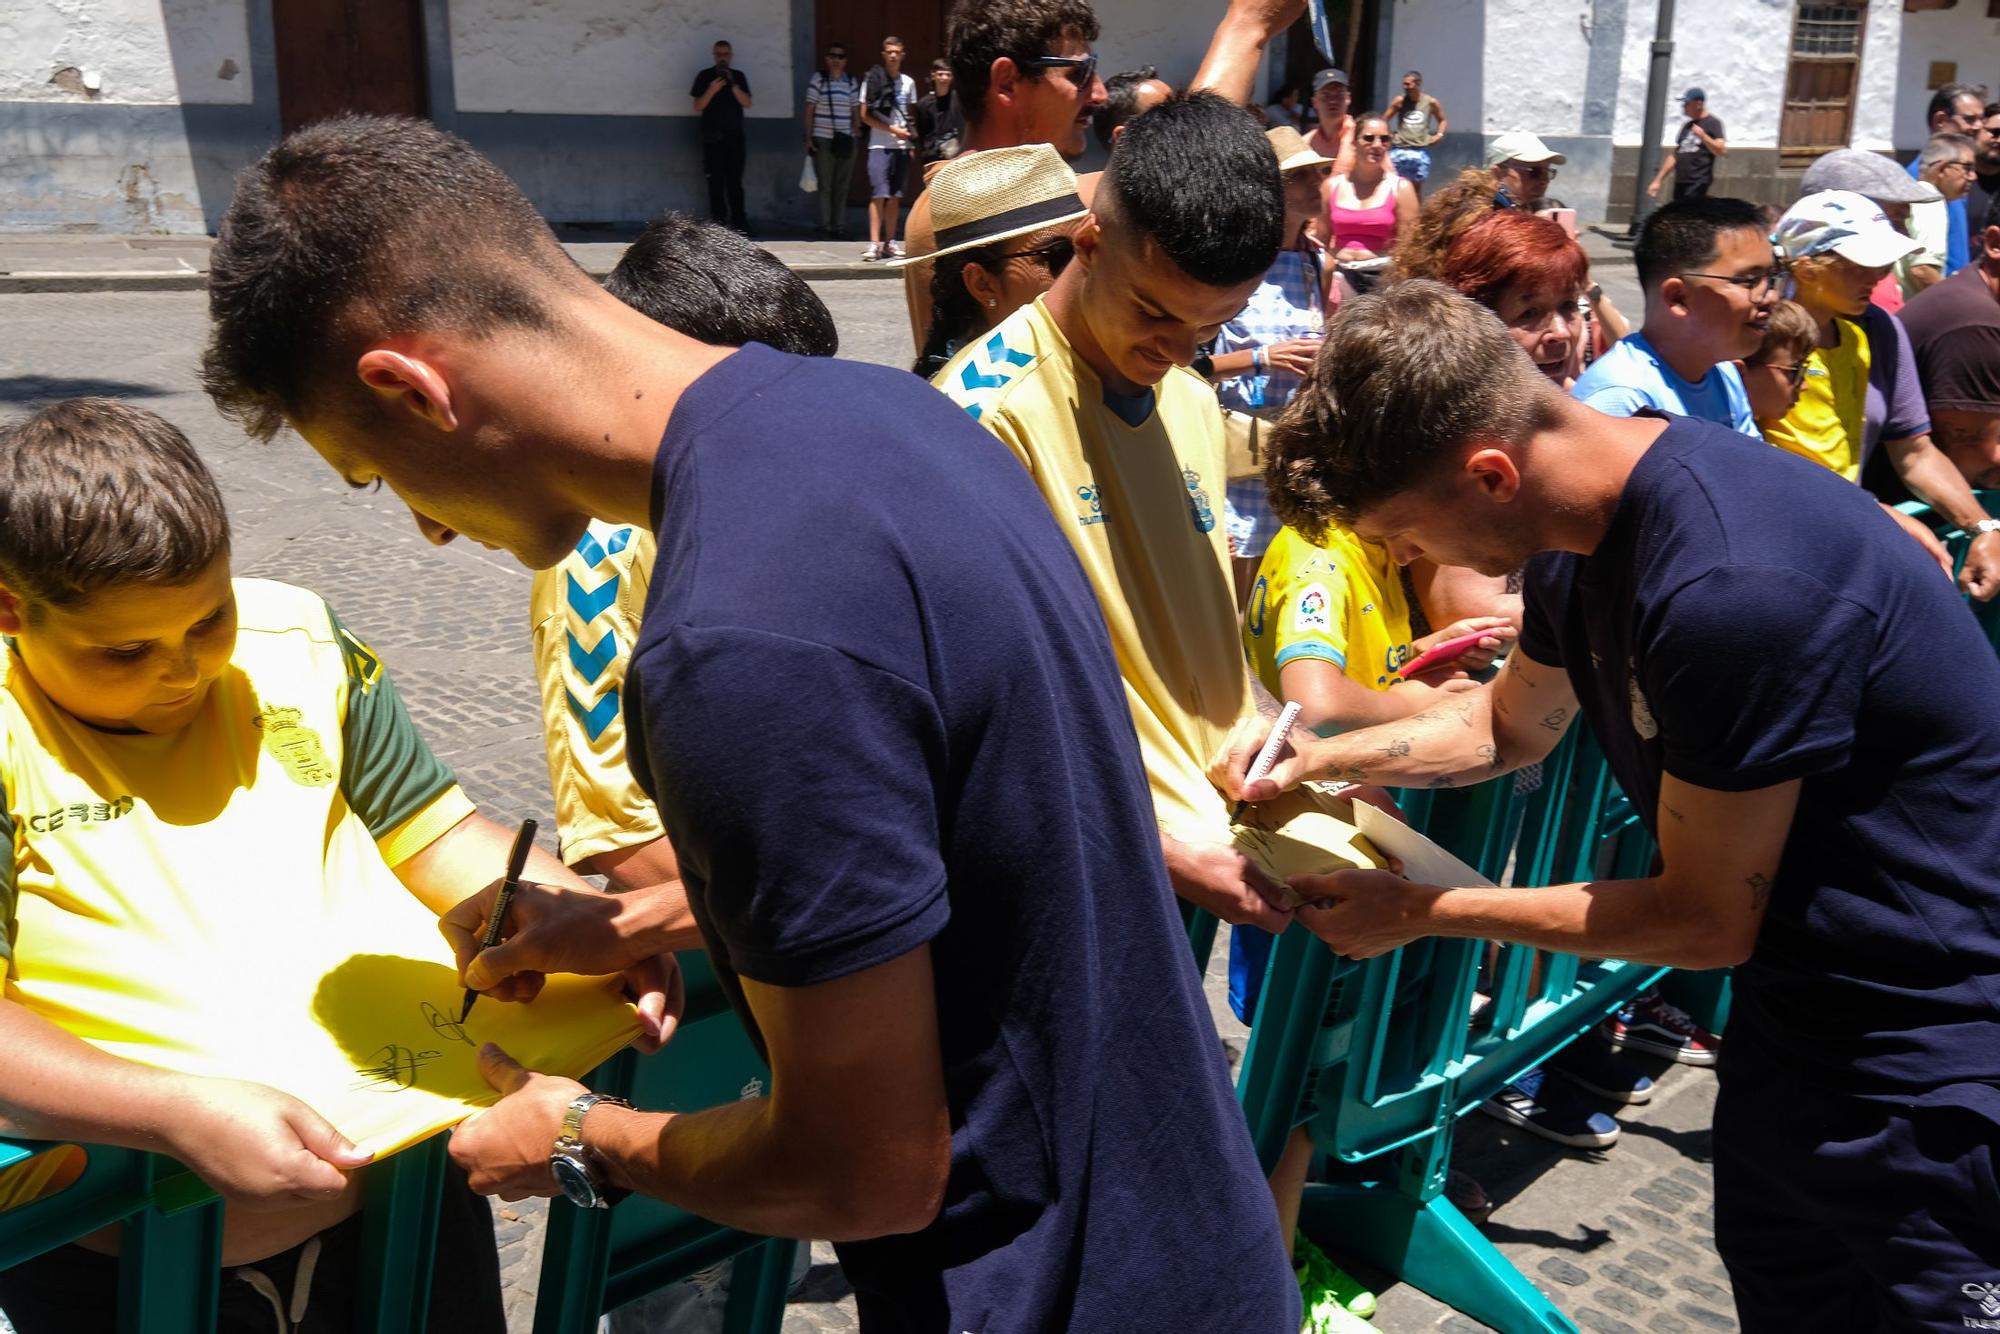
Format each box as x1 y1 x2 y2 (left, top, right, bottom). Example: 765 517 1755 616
1328 114 1417 294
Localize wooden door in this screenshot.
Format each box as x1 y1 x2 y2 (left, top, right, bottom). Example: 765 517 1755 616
1779 2 1866 162
814 0 948 205
274 0 429 133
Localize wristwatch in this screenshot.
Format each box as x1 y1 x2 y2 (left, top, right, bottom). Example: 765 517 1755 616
549 1092 633 1209
1971 518 2000 537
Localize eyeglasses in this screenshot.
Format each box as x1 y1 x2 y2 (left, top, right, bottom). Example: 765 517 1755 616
1942 160 1976 174
1505 162 1557 181
999 235 1075 277
1679 269 1783 298
1023 53 1099 89
1357 133 1392 143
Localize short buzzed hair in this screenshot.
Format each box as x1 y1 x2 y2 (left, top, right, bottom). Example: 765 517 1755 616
202 115 590 442
0 399 230 612
1264 281 1558 535
947 0 1100 126
1633 195 1767 292
1921 132 1975 170
1094 65 1160 147
1103 91 1283 288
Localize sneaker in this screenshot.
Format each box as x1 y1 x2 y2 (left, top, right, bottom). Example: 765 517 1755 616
861 242 884 261
1294 1235 1378 1332
1479 1067 1621 1149
1293 1232 1376 1321
887 240 906 259
1549 1037 1655 1104
1600 991 1720 1066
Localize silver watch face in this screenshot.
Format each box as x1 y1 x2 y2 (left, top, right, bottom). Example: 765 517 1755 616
550 1149 600 1209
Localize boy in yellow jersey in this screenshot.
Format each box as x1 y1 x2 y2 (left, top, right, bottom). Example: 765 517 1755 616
525 217 838 1333
937 92 1377 1333
529 214 837 903
0 400 662 1334
1244 524 1512 737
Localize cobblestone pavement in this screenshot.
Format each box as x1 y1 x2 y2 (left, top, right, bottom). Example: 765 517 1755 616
0 268 1697 1334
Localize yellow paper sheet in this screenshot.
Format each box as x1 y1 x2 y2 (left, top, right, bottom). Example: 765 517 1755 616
1232 783 1386 909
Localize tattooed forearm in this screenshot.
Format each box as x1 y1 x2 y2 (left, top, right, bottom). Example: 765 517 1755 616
1746 872 1772 911
1378 738 1412 758
1540 708 1567 731
1663 803 1686 823
1428 775 1456 789
1477 743 1500 771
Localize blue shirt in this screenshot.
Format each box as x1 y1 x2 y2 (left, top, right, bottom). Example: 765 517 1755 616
1572 332 1758 437
1906 155 1973 272
1520 414 2000 1097
626 344 1297 1333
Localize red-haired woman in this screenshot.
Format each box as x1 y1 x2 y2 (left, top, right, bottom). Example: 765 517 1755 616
1438 208 1593 388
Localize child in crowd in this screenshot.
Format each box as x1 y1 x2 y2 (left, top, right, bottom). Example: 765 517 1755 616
0 399 622 1333
1739 298 1818 431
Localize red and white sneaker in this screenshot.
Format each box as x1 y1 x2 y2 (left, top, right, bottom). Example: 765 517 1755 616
1599 992 1720 1066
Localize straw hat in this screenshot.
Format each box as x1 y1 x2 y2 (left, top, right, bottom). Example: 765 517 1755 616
887 144 1087 266
1267 125 1334 173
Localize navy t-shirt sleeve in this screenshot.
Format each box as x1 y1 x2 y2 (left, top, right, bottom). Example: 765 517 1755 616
637 624 950 988
1516 553 1570 667
1641 566 1875 791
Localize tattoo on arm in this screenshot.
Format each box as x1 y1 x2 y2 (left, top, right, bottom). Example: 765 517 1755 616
1378 738 1412 758
1540 707 1567 731
1428 775 1456 789
1663 803 1686 823
1333 764 1370 783
1476 743 1500 771
1746 872 1773 912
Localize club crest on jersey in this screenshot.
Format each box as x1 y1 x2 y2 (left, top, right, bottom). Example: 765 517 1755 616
1076 484 1106 527
1182 468 1215 533
257 705 336 787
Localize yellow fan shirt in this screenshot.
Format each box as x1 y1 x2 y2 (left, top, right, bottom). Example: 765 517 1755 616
935 299 1374 877
1244 524 1418 706
1760 316 1870 482
529 522 666 866
0 579 635 1154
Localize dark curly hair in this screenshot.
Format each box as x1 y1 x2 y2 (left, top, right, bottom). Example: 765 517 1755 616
947 0 1100 126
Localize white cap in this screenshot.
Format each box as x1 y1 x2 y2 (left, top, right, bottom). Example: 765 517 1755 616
1773 190 1922 268
1485 131 1566 167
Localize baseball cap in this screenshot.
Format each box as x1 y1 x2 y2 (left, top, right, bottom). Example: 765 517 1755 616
1312 69 1349 92
1799 149 1942 205
1682 87 1706 103
1773 190 1922 268
1485 131 1566 167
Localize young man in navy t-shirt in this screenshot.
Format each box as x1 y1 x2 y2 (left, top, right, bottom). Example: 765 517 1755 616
201 115 1298 1333
1223 280 2000 1332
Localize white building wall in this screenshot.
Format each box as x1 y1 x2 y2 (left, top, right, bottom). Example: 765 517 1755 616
1610 0 1790 148
1890 1 2000 147
1484 0 1589 138
1852 0 1905 151
0 0 252 105
451 0 794 117
1089 0 1280 100
1384 0 1486 122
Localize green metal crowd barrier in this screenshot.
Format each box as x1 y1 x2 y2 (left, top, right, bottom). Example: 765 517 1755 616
0 948 793 1334
1229 726 1670 1334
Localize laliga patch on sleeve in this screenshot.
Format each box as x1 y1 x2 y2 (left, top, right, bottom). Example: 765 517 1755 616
1293 582 1333 635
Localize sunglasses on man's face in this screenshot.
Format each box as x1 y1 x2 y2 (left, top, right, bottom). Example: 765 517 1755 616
1023 52 1098 89
1001 235 1076 277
